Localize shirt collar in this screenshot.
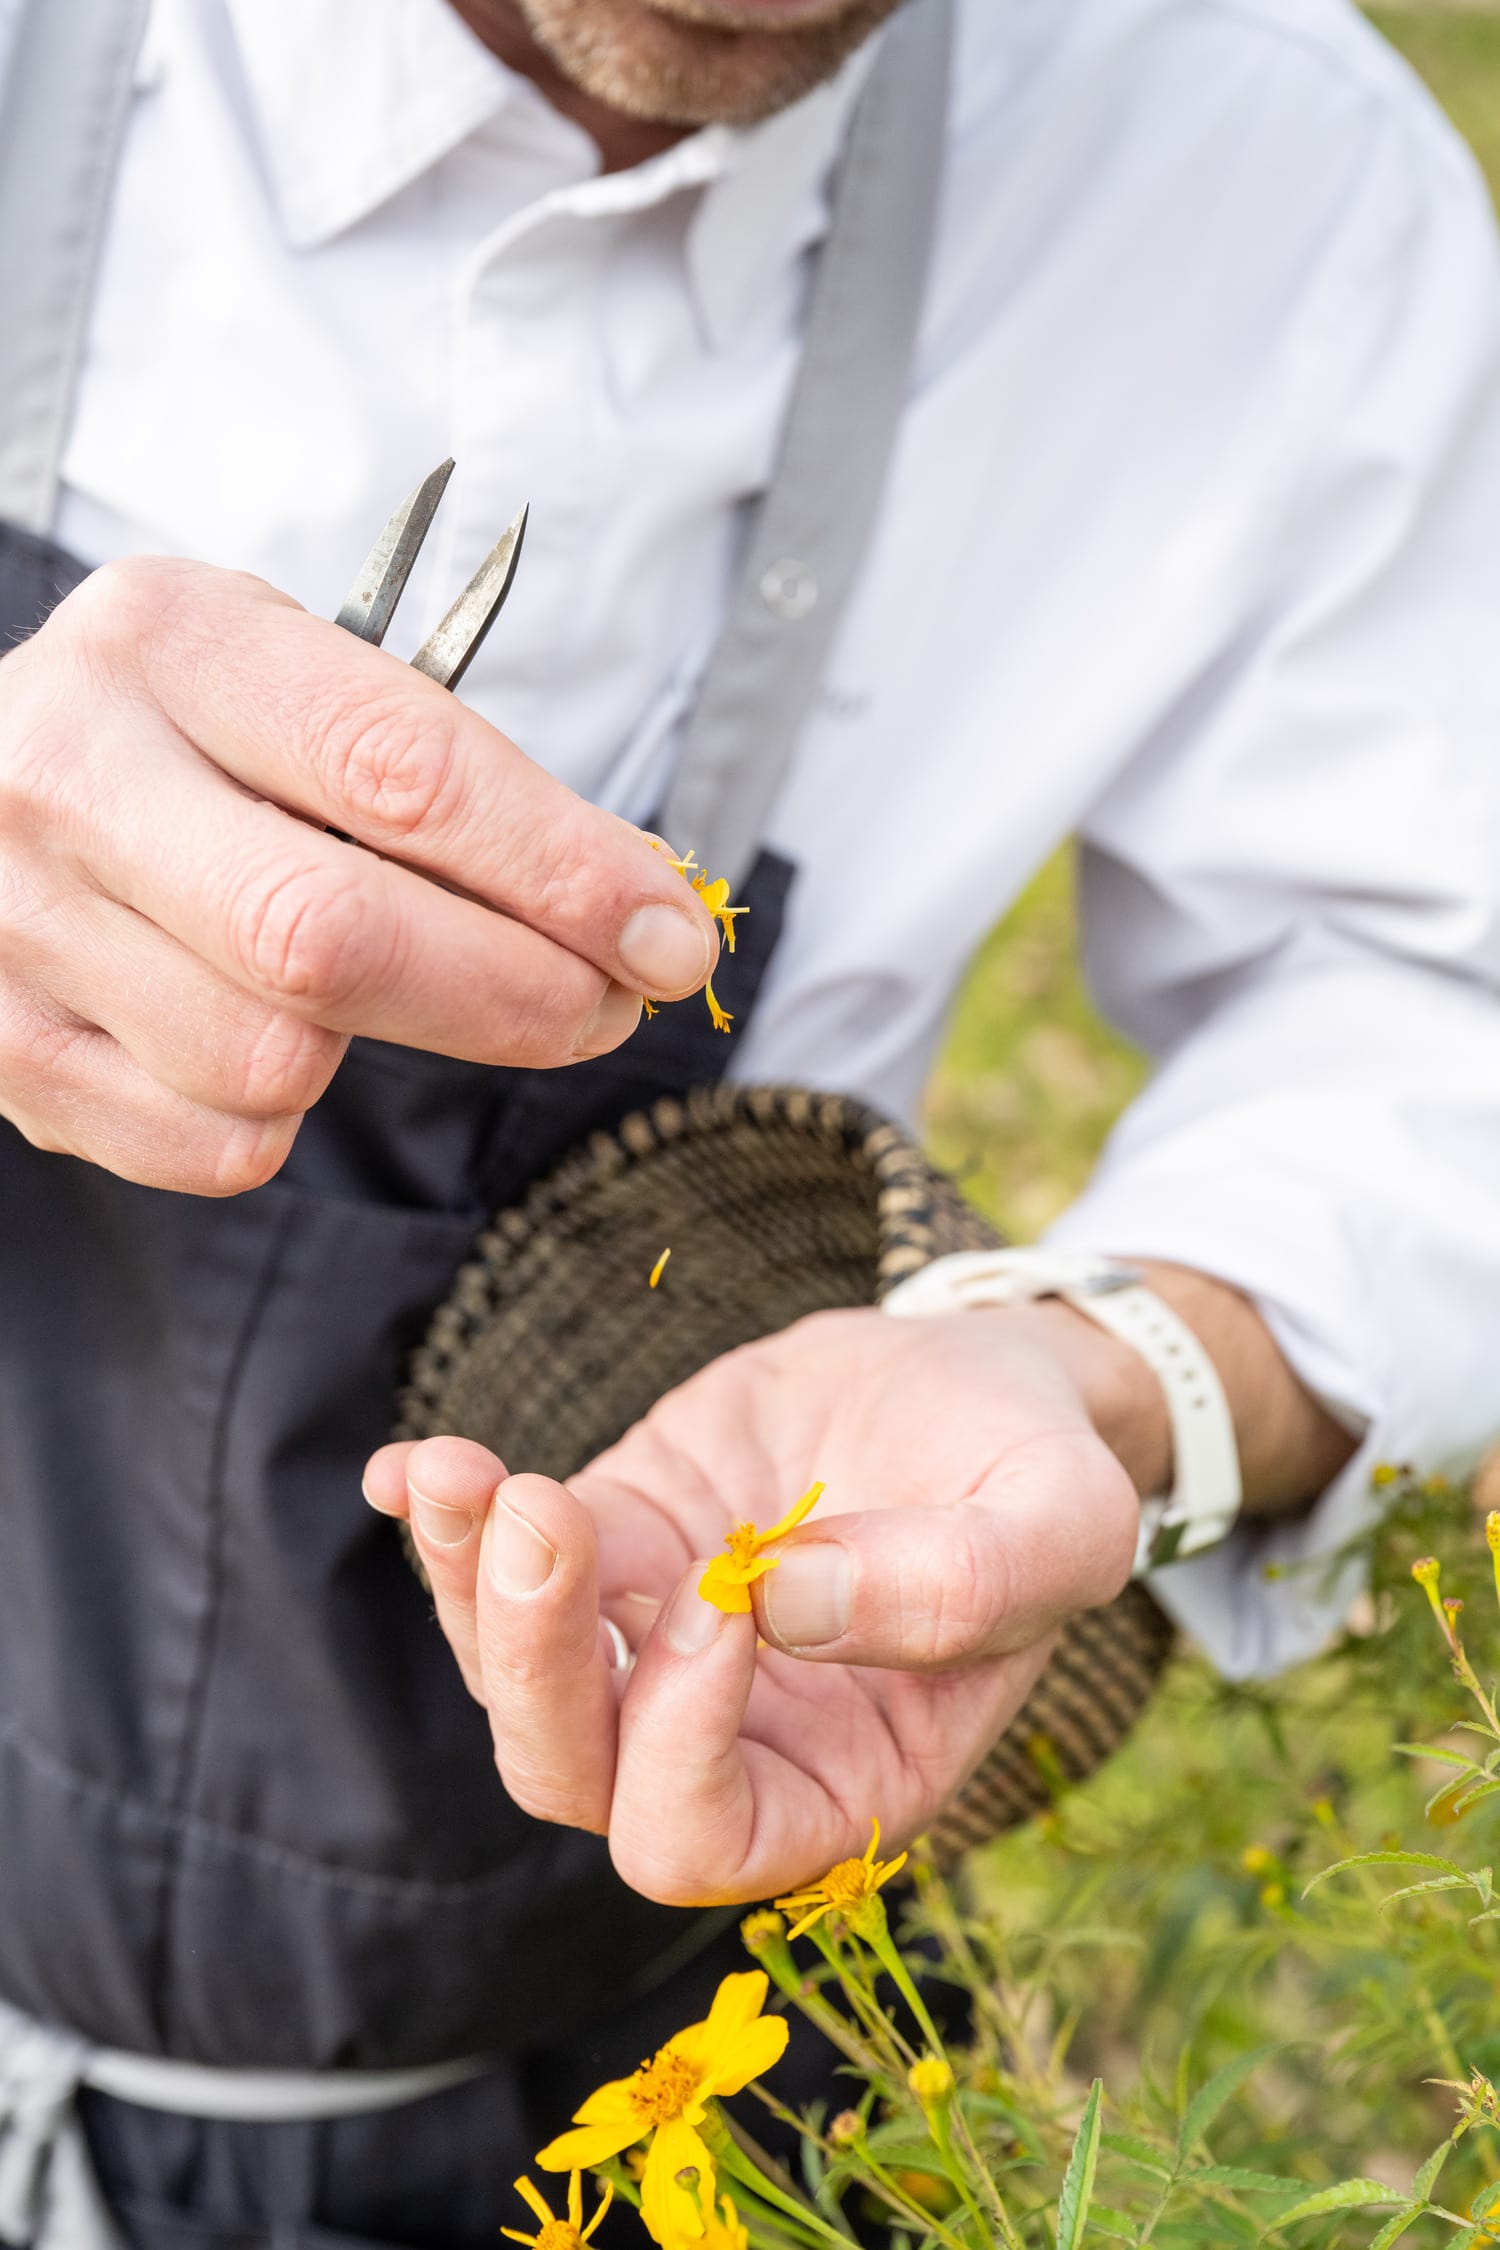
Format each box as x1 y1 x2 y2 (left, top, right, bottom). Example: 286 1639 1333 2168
223 0 515 251
221 0 875 349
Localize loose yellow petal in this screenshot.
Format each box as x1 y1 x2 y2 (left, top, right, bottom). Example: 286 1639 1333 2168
581 2184 614 2242
705 974 732 1034
650 1248 672 1288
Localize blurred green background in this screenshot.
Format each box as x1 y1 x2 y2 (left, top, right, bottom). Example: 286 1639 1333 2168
922 2 1500 1238
923 10 1500 2202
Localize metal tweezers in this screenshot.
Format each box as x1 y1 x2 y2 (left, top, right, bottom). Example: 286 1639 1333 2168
332 458 527 691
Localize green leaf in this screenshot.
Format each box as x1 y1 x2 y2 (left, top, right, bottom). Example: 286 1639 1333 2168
1056 2079 1103 2250
1302 1852 1468 1900
1084 2208 1138 2244
1367 2212 1426 2250
1264 2179 1406 2228
1103 2131 1174 2178
1412 2137 1455 2203
1468 2176 1500 2223
1379 1876 1480 1910
1186 2166 1308 2195
1179 2043 1281 2155
1393 1743 1478 1769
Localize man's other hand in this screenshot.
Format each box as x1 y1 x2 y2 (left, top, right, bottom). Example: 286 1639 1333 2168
0 559 717 1193
362 1304 1146 1904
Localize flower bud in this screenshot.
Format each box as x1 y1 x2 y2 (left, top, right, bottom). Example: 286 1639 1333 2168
740 1909 787 1956
828 2111 864 2149
908 2056 955 2111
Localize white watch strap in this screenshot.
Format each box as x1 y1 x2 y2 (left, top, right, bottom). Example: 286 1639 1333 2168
882 1249 1242 1573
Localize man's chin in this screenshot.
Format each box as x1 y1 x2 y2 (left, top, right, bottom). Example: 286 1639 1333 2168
515 0 903 128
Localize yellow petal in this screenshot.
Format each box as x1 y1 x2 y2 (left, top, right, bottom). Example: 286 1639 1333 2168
567 2174 583 2231
701 1971 770 2047
573 2078 643 2128
759 1481 826 1546
515 2178 555 2229
783 1901 831 1942
863 1817 881 1867
705 2013 790 2098
500 2230 537 2244
641 2119 716 2247
649 1248 672 1288
697 1565 753 1614
876 1851 908 1887
535 2119 644 2171
582 2183 614 2242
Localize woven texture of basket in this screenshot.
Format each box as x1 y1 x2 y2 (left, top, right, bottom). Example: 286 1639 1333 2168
398 1083 1174 1856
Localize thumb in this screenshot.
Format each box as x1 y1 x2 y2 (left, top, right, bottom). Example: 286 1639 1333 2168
755 1434 1139 1669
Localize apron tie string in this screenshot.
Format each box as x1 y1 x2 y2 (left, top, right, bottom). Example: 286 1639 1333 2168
0 1996 123 2250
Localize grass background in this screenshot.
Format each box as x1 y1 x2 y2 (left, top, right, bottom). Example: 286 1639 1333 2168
918 8 1500 2200
922 2 1500 1239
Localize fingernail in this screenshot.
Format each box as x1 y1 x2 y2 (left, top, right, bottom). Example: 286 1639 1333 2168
763 1544 852 1649
486 1494 557 1595
602 1618 631 1672
617 904 710 995
411 1490 474 1548
663 1573 725 1656
574 980 644 1060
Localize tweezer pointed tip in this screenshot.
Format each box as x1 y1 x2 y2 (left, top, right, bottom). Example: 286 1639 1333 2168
333 458 456 646
410 499 531 693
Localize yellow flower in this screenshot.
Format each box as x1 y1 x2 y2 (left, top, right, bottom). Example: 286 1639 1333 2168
908 2056 955 2109
502 2173 613 2250
775 1817 908 1942
650 1248 672 1289
698 1483 826 1615
674 2190 749 2250
646 841 747 1034
535 1971 789 2247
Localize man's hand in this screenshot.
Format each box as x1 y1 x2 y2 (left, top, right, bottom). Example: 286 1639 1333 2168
363 1304 1145 1906
0 558 717 1193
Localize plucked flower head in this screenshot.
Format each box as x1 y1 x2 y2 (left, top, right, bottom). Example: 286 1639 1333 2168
502 2173 612 2250
907 2056 954 2109
698 1483 826 1615
775 1817 908 1942
535 1971 788 2246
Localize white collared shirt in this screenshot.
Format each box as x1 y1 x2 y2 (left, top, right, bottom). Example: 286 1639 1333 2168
27 0 1500 1674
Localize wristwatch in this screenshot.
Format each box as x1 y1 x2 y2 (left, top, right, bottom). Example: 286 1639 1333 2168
881 1248 1243 1572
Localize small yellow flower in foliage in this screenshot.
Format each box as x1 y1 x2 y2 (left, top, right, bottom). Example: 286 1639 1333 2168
502 2173 612 2250
775 1817 909 1942
739 1909 787 1955
698 1483 826 1615
908 2056 955 2110
1241 1844 1276 1875
828 2110 863 2149
534 1971 788 2247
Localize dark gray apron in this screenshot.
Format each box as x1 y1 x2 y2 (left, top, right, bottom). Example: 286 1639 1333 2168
0 0 951 2237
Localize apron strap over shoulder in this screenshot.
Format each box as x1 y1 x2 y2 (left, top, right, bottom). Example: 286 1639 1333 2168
0 0 149 538
663 0 954 890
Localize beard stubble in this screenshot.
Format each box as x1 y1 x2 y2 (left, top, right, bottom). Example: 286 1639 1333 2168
509 0 908 127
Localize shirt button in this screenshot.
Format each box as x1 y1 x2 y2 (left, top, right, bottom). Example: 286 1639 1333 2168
759 557 819 621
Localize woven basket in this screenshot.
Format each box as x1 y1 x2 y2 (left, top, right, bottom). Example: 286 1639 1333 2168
398 1083 1174 1854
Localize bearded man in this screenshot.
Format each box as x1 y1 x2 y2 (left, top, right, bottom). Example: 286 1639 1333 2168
1 0 1498 2242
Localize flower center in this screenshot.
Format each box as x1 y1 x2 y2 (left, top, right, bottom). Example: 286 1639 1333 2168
629 2047 702 2127
534 2226 583 2250
725 1522 760 1568
820 1856 874 1907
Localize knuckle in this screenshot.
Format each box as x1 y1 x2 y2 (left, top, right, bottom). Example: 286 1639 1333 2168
200 1112 298 1198
316 687 462 844
229 1010 341 1116
901 1510 1003 1668
231 858 388 1013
